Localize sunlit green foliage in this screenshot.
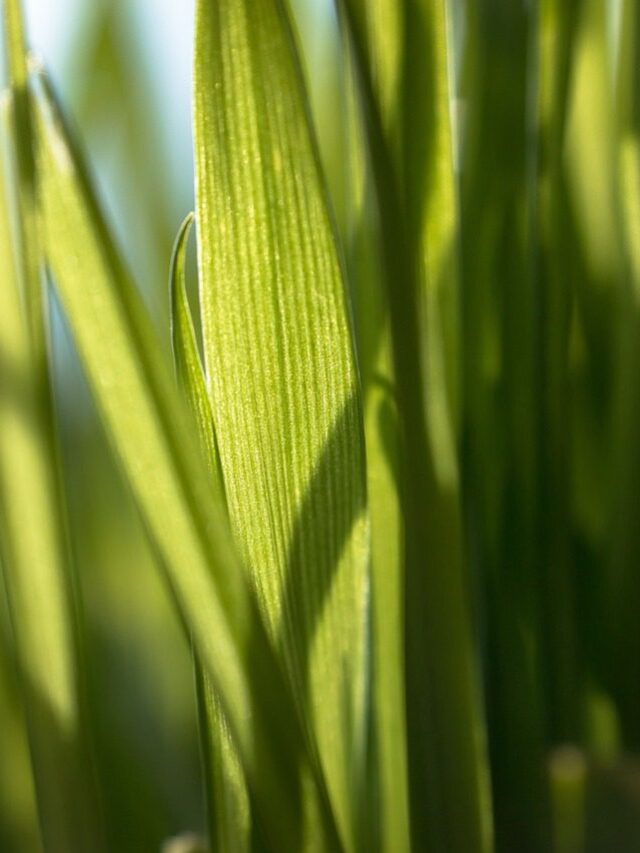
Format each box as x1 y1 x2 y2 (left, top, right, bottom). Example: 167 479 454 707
2 0 640 851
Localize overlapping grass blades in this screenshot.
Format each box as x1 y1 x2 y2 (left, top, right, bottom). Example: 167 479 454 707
4 0 640 849
33 68 340 852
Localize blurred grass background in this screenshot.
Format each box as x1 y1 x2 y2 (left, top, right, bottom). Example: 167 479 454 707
4 0 640 850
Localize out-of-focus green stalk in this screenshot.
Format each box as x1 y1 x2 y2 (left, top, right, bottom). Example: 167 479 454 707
609 0 640 748
401 3 492 851
2 0 43 358
549 747 587 853
339 1 493 849
540 0 615 746
0 95 103 851
2 3 104 850
461 0 548 847
343 34 410 851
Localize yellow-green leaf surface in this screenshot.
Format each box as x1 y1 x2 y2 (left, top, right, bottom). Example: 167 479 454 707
194 0 369 847
170 215 250 852
0 98 103 852
34 73 339 852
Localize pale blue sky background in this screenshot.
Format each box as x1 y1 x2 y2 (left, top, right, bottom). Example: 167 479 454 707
22 0 331 184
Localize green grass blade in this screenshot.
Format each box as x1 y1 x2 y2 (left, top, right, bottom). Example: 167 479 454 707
402 4 492 849
2 0 44 358
339 0 493 849
193 664 250 853
170 214 250 852
0 96 104 852
461 0 550 846
194 1 369 848
343 40 410 853
170 213 224 497
33 71 340 853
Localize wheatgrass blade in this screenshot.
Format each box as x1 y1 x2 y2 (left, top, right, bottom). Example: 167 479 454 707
342 36 410 853
194 1 370 848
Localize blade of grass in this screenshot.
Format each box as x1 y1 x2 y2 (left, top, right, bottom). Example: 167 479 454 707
0 94 104 852
460 1 549 846
402 4 492 849
342 33 410 852
170 213 224 499
2 0 42 355
194 1 370 848
170 214 250 852
338 1 493 848
33 70 341 853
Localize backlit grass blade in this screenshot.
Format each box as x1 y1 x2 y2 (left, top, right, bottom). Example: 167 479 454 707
342 39 410 853
338 1 493 849
33 71 340 852
194 1 369 848
170 214 250 852
170 213 223 496
2 0 44 358
0 96 104 852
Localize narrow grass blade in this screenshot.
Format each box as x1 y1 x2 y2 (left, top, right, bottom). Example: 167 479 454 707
170 214 250 852
2 0 44 357
170 213 224 497
342 39 410 853
401 5 492 849
461 0 550 845
0 97 104 852
339 0 493 848
194 1 369 848
193 664 250 853
34 72 340 852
